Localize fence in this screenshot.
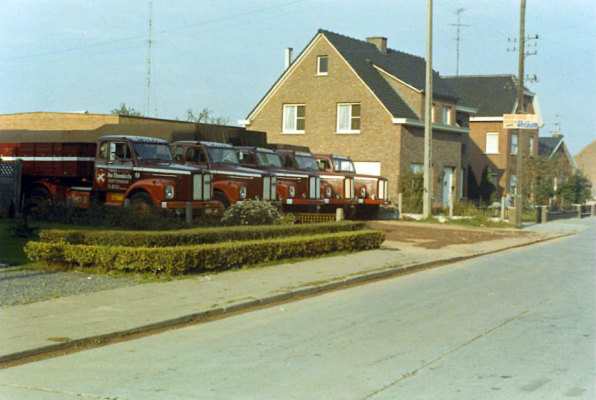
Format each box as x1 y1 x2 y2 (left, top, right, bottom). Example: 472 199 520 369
0 160 22 218
537 204 596 223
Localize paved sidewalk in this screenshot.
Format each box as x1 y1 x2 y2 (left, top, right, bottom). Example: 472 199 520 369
1 218 592 364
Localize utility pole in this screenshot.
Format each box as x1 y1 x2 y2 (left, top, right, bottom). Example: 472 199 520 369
450 8 469 76
423 0 433 218
514 0 526 228
145 0 153 117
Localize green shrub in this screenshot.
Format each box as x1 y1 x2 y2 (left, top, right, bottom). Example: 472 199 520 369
221 200 282 226
25 230 385 275
39 221 365 247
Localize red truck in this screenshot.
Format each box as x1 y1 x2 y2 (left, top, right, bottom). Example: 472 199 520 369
0 135 222 215
313 153 390 218
172 141 278 209
276 150 356 214
235 146 323 211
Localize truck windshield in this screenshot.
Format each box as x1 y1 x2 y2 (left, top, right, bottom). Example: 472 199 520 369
332 157 356 172
133 143 173 161
295 155 319 170
207 148 239 164
257 151 283 168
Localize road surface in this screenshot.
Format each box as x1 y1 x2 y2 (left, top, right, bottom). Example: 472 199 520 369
1 220 594 399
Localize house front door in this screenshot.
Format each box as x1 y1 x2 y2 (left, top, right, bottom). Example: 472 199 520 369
442 167 454 208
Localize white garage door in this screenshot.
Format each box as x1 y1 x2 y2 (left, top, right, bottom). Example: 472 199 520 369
353 162 381 176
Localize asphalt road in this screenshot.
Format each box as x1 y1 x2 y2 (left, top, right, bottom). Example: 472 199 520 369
1 221 594 400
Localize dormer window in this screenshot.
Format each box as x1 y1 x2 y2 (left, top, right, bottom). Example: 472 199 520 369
317 56 328 75
442 106 451 125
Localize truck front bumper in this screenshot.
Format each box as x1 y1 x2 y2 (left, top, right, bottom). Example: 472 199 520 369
356 198 390 206
322 198 357 206
283 198 325 207
161 200 224 216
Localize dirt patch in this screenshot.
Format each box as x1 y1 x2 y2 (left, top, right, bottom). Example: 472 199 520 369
366 221 525 249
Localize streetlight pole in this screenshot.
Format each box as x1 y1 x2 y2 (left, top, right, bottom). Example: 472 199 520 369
514 0 526 228
423 0 433 218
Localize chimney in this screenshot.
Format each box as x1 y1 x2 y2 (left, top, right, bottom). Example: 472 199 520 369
285 47 293 70
366 37 387 54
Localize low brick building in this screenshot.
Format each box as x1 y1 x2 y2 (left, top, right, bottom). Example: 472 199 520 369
241 29 471 207
0 112 266 146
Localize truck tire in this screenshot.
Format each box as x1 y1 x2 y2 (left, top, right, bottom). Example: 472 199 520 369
24 187 53 216
129 192 154 211
214 191 230 210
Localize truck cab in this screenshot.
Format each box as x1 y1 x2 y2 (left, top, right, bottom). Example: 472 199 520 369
172 141 277 209
276 150 357 214
0 135 223 216
235 146 323 212
313 153 390 218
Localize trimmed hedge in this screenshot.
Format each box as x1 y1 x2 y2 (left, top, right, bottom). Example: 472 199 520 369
25 230 384 275
38 221 365 247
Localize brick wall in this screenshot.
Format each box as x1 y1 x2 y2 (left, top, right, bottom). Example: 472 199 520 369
0 113 119 131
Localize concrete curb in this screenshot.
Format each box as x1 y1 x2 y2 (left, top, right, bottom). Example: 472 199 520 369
0 231 575 366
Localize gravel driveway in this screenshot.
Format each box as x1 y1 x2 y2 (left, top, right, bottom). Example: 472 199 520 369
0 267 138 307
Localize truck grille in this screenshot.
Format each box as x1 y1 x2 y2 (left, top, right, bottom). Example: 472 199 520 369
203 174 211 200
193 174 203 200
263 176 271 200
344 178 354 199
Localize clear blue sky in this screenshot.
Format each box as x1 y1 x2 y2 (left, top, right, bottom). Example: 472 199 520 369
1 0 595 155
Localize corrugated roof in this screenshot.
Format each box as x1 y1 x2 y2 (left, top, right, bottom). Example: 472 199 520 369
442 75 519 116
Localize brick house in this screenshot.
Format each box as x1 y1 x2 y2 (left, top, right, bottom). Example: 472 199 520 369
443 75 540 199
574 139 596 200
241 29 471 207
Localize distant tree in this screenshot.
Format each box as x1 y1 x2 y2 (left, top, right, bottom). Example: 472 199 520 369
557 172 592 205
111 103 143 117
186 107 229 125
477 166 497 205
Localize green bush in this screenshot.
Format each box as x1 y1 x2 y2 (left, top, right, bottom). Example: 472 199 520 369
38 221 365 247
25 230 385 275
221 200 282 226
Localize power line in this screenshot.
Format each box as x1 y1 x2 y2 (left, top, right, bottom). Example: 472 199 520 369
3 0 306 63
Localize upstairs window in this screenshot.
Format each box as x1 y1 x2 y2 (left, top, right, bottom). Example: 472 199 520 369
485 132 499 154
317 56 328 75
442 106 451 125
510 133 518 155
337 103 361 133
282 104 305 134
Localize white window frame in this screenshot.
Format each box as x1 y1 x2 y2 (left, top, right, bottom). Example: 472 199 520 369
317 55 328 76
442 106 451 125
282 104 305 134
510 174 517 195
336 103 361 134
485 132 499 154
510 133 518 155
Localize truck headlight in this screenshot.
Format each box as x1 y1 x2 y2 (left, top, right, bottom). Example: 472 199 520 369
289 186 295 197
165 185 175 199
325 186 332 198
239 186 247 199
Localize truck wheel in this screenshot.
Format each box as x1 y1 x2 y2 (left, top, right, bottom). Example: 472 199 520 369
24 187 52 217
214 191 230 210
129 192 154 211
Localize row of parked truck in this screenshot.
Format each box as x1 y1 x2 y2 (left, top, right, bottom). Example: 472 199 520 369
0 135 390 219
